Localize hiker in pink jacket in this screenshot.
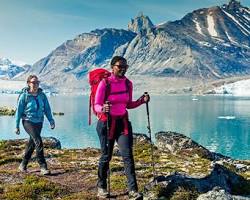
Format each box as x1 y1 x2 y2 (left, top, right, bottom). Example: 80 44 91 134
95 56 149 199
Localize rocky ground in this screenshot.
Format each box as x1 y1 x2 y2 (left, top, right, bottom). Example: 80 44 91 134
0 132 249 200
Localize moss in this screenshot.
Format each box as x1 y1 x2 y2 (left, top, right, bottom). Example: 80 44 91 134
223 162 237 173
0 158 22 166
169 187 199 200
3 175 68 200
62 191 98 200
156 186 199 200
0 141 8 150
110 166 124 173
110 174 127 191
0 185 3 193
133 143 159 164
0 140 24 153
240 171 250 180
148 184 164 198
0 170 13 175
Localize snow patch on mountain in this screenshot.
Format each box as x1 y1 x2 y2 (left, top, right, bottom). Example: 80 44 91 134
222 9 250 36
0 58 27 79
207 14 218 37
224 31 238 44
193 18 203 35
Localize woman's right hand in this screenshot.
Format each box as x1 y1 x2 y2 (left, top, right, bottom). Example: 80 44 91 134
15 128 20 135
102 103 111 113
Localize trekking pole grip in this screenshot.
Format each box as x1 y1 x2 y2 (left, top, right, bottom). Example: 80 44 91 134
105 101 110 130
144 92 150 115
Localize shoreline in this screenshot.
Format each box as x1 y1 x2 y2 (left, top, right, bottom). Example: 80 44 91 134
0 132 249 199
1 136 250 161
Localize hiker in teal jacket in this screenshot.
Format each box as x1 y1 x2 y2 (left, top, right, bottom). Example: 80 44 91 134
15 75 55 175
15 88 54 128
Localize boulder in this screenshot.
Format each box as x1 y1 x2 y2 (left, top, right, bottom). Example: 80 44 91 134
155 131 226 160
42 137 61 149
133 133 151 144
197 187 250 200
144 164 250 199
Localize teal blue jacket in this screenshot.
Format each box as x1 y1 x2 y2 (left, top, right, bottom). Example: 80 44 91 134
15 87 55 128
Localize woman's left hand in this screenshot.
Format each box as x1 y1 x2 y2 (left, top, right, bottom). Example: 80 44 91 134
143 93 150 103
50 123 55 129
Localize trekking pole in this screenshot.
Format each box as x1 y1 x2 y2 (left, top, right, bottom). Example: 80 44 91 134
144 92 156 181
105 101 111 199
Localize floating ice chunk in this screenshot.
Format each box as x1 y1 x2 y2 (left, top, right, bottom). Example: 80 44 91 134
217 116 236 120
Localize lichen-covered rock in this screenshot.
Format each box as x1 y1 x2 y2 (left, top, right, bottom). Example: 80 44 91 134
42 137 61 149
197 187 250 200
144 163 250 199
155 131 225 160
113 133 150 157
133 133 150 144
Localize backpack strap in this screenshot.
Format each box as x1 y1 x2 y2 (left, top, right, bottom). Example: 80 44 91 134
104 78 110 102
40 92 46 104
107 78 130 96
125 78 131 102
17 92 28 108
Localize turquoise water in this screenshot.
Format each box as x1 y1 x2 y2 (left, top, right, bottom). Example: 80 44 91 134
0 94 249 160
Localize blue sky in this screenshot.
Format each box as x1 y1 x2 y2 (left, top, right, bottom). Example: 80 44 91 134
0 0 249 64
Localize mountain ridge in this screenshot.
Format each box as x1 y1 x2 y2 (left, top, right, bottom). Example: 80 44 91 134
11 0 250 93
0 57 29 79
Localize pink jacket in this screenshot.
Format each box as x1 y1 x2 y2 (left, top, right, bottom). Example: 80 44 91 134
94 73 144 117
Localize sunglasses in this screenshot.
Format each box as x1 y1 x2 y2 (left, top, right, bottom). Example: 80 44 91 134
113 64 129 69
29 81 40 85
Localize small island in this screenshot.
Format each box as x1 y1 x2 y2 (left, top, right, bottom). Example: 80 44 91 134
0 106 64 116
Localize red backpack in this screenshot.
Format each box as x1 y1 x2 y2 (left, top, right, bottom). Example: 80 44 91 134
88 68 111 125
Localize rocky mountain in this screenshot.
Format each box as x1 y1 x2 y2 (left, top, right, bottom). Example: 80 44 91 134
124 0 250 78
20 0 250 93
26 29 136 91
0 58 28 79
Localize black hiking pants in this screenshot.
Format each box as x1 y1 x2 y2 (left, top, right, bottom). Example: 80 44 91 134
96 119 138 192
22 120 47 169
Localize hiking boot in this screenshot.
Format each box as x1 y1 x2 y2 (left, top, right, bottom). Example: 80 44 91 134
40 167 51 175
129 190 143 200
97 187 109 198
18 162 27 173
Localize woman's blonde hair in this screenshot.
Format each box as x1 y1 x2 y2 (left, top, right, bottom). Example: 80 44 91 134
27 75 38 83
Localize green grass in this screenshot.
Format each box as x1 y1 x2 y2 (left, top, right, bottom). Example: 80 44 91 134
3 175 68 200
155 185 200 200
0 158 22 166
62 191 98 200
0 141 8 150
110 174 127 191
